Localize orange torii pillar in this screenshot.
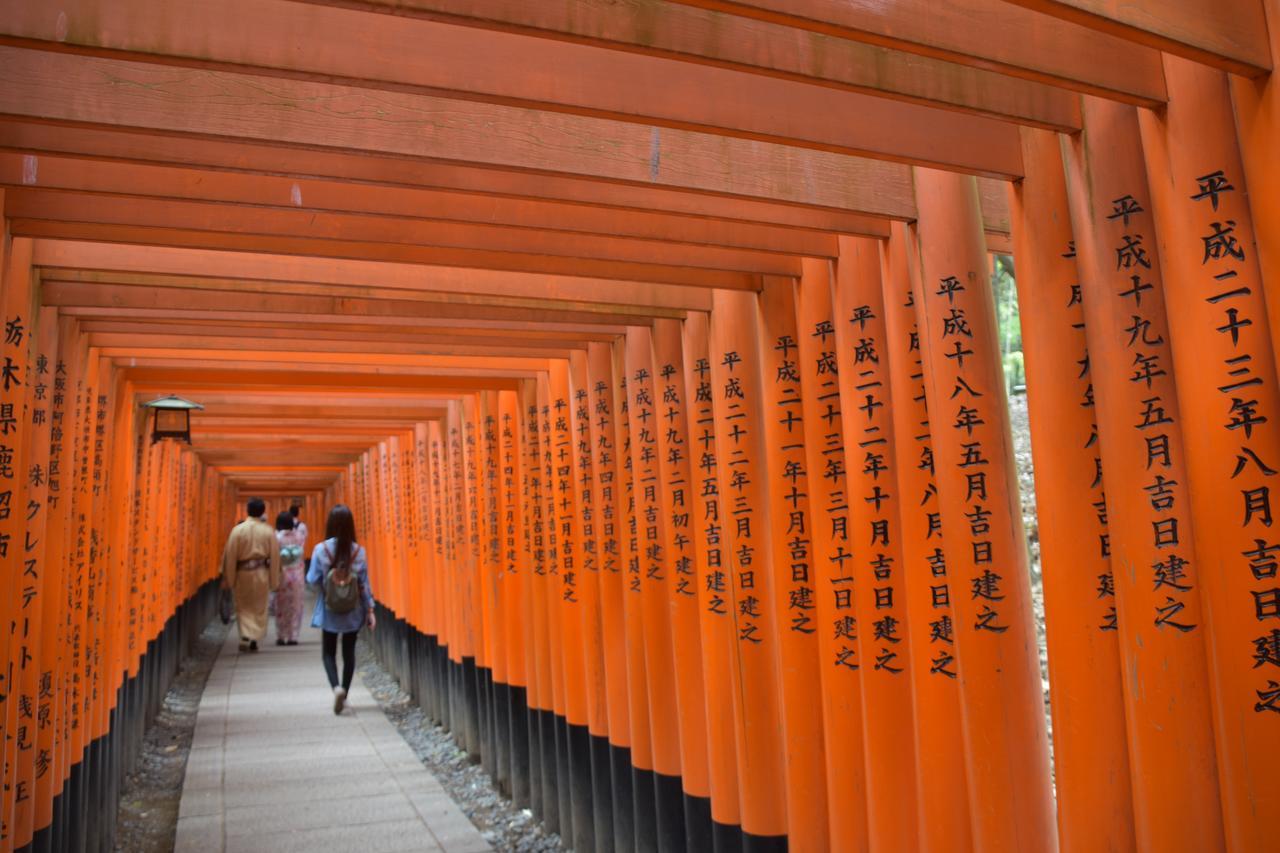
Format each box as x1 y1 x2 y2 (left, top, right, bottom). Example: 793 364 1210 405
498 389 533 810
755 279 829 853
680 311 744 851
539 368 577 841
10 305 54 850
32 312 67 851
1008 127 1133 850
707 288 788 851
881 223 972 852
913 167 1056 851
612 337 660 851
519 380 553 827
830 236 920 851
531 374 563 835
550 356 595 853
0 233 32 807
585 341 638 853
1229 0 1280 365
1062 96 1224 851
649 318 714 851
1139 55 1280 848
568 349 615 852
624 326 687 853
794 259 872 853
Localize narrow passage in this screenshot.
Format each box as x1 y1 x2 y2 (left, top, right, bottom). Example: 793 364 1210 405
173 615 491 853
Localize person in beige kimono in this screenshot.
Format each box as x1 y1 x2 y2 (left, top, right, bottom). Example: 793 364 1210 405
220 497 281 652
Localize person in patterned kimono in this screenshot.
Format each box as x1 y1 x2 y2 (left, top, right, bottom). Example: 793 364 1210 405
274 511 307 645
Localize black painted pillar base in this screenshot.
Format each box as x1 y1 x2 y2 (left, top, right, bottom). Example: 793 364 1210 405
589 732 615 853
508 686 531 809
568 723 594 853
632 766 658 853
610 745 636 853
654 771 687 853
684 793 713 853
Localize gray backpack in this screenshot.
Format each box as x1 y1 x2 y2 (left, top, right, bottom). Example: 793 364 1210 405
323 544 360 614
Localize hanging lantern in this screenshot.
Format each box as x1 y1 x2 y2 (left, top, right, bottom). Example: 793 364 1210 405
143 395 204 444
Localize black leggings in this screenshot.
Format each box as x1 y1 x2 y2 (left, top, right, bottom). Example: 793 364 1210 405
321 630 358 691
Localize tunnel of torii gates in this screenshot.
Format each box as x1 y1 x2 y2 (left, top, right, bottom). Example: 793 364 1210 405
1 1 1280 852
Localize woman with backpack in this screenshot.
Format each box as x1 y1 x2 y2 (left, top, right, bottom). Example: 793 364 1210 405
306 504 376 714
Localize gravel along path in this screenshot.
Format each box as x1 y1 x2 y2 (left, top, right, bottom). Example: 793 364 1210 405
358 636 565 853
113 618 229 852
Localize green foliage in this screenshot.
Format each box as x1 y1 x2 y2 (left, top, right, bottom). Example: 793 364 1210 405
991 253 1024 393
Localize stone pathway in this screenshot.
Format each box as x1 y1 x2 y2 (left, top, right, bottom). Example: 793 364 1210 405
174 620 491 853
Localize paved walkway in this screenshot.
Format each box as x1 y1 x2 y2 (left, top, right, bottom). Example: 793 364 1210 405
174 613 491 853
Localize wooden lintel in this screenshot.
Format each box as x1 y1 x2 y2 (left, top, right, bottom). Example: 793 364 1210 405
0 45 918 216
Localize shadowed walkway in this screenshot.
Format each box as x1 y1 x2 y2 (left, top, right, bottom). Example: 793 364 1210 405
173 615 491 853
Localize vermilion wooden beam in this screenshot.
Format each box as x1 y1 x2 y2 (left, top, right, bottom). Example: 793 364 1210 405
91 322 612 351
71 308 630 338
44 281 674 325
0 120 895 236
91 319 620 346
7 190 806 278
122 367 526 391
18 220 764 290
32 242 714 310
0 0 1025 177
666 0 1167 103
111 357 544 380
88 331 583 359
0 46 917 217
0 153 842 256
1002 0 1272 75
0 0 1081 130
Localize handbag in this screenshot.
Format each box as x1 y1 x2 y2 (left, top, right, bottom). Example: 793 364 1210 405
219 588 234 625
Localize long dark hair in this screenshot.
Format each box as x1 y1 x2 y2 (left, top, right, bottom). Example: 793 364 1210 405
325 504 357 571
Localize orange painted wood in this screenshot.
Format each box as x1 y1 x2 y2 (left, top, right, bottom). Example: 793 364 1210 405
549 361 589 731
793 260 871 852
879 222 973 851
611 336 654 775
497 391 526 692
0 0 1023 178
19 221 762 293
31 313 67 837
648 318 711 800
1138 55 1280 849
706 288 788 840
8 189 806 279
754 279 829 852
0 118 895 237
0 152 839 257
678 311 742 831
584 342 632 753
913 167 1055 850
1001 0 1272 74
667 0 1166 103
1061 96 1225 852
567 352 608 739
30 241 716 313
7 305 55 846
623 327 682 782
829 237 920 850
0 46 916 219
1008 127 1133 851
1230 0 1280 388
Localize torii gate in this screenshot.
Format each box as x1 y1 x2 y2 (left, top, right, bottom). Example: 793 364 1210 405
0 1 1277 852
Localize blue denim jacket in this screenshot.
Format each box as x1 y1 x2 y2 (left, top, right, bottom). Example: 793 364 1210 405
307 539 374 634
